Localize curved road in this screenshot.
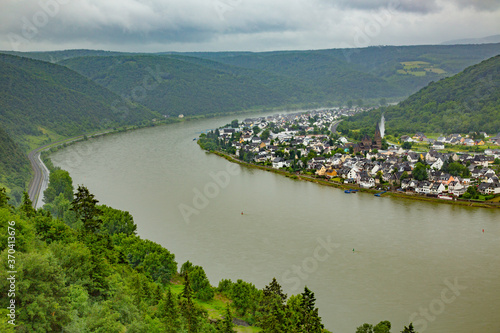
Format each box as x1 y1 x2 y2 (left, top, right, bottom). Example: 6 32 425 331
27 148 49 209
27 130 114 208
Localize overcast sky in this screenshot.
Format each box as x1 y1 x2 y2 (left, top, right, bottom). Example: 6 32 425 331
1 0 499 52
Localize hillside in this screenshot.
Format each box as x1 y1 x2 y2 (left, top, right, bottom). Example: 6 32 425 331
338 55 500 135
5 44 500 112
60 55 304 116
0 125 30 192
0 54 158 145
198 44 500 97
192 51 405 102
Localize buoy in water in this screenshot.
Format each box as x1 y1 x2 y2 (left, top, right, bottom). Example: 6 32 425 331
353 248 355 252
482 229 484 233
241 212 243 215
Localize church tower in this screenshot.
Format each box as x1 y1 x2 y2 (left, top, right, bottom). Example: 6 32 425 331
373 124 382 150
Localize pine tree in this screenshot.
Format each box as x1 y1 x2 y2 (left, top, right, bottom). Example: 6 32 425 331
71 185 102 233
263 277 287 304
180 273 200 333
401 323 417 333
0 187 10 208
299 286 324 333
218 304 235 333
20 192 35 217
260 278 289 333
158 288 182 333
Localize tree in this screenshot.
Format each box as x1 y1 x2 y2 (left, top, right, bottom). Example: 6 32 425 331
374 321 391 333
401 323 417 333
218 305 236 333
299 286 323 333
179 273 202 333
231 119 239 128
412 162 428 181
181 260 193 277
0 187 9 209
463 185 479 199
99 205 137 236
259 278 288 332
357 321 391 333
190 265 214 301
71 185 103 233
0 251 71 332
401 142 412 149
157 288 181 332
356 323 374 333
20 192 35 217
43 169 74 204
261 128 271 140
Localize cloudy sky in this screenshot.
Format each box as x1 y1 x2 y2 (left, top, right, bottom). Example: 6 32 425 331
1 0 499 52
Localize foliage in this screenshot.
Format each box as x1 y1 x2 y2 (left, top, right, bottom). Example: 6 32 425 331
99 205 137 236
0 54 157 150
412 162 428 181
0 126 30 191
43 169 74 204
401 142 412 149
71 185 103 233
339 55 500 135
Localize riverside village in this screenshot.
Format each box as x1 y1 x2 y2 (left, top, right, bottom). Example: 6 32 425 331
200 108 500 202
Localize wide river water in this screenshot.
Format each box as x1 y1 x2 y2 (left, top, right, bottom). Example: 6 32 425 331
50 112 500 333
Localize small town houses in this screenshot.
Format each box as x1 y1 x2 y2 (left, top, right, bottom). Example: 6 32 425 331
209 109 500 199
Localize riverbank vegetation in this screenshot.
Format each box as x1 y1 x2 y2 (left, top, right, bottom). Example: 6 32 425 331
0 164 336 332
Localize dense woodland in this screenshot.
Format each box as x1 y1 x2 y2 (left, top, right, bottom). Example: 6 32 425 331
0 54 158 145
0 159 422 332
0 126 30 198
338 55 500 135
0 163 336 332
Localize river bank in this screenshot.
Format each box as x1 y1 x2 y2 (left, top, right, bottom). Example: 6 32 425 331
208 150 500 209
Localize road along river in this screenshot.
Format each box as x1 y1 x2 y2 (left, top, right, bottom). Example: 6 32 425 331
50 113 500 333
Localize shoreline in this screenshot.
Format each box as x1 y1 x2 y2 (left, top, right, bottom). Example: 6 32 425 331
209 150 500 209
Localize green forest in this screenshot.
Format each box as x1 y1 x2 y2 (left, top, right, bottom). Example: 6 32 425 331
338 55 500 135
0 160 420 332
0 164 335 332
0 54 158 145
0 126 30 195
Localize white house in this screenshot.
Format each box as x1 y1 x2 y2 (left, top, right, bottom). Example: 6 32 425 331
431 158 444 170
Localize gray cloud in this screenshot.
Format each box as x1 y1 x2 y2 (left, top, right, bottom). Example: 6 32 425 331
0 0 498 52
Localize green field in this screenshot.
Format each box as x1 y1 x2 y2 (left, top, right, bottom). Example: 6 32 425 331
169 281 261 332
397 61 446 76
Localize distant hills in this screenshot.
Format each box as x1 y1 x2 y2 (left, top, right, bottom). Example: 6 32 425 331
1 44 500 192
0 54 158 145
441 35 500 45
338 55 500 135
3 43 500 112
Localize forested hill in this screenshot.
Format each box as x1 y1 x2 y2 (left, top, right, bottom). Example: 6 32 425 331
0 125 30 193
179 43 500 97
0 54 158 144
60 55 302 116
4 43 500 114
338 55 500 135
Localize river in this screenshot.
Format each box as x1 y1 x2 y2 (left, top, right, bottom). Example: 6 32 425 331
50 113 500 333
